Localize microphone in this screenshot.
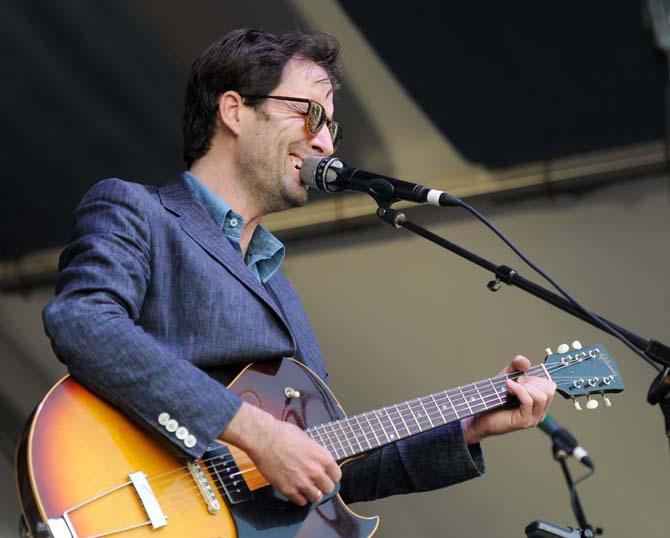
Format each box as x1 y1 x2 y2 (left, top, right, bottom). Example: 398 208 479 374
538 413 594 469
299 156 461 207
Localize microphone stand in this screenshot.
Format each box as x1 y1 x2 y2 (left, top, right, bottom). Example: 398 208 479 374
525 440 602 537
370 194 670 445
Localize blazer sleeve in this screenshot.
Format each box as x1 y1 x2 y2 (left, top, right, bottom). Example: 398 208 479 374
42 178 242 459
339 421 485 503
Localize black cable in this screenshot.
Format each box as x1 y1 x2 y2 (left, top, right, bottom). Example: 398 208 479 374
457 200 662 372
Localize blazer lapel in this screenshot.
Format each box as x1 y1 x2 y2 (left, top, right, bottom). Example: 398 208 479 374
157 178 296 347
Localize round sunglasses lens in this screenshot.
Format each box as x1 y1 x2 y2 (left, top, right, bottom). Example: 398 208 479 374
330 123 342 149
307 103 325 134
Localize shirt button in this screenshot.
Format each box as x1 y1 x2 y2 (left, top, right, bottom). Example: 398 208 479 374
229 218 238 227
158 412 170 426
166 419 178 432
176 426 188 440
184 435 197 448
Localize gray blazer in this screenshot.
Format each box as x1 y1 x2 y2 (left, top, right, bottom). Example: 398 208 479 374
43 177 484 503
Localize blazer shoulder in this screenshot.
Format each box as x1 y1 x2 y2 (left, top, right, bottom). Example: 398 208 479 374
82 178 157 204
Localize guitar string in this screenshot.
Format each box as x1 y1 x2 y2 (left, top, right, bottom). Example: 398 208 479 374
149 367 615 501
152 371 616 513
145 358 610 492
157 367 613 513
145 358 609 492
145 362 557 489
151 368 613 510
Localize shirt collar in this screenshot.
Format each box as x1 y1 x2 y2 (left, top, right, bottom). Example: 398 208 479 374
182 171 285 283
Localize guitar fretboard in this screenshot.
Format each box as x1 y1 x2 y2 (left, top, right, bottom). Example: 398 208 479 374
306 364 550 461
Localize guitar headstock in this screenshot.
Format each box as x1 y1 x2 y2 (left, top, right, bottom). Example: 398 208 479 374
544 341 623 410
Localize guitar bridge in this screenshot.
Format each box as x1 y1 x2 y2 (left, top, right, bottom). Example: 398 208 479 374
45 471 168 538
187 461 220 514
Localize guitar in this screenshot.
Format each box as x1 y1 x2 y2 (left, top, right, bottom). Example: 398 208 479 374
16 343 623 537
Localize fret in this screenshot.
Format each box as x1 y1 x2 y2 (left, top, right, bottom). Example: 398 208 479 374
372 409 391 443
311 425 329 450
417 397 435 428
404 400 423 432
457 386 473 415
335 420 355 457
314 425 337 456
362 412 381 447
382 407 401 441
353 414 373 450
489 378 504 405
443 391 460 419
394 403 412 436
430 394 447 424
344 418 365 453
409 399 432 430
472 382 488 410
324 422 346 459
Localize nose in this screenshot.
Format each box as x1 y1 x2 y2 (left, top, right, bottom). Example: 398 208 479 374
310 123 335 156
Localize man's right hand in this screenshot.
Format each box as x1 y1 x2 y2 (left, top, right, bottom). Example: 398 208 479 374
221 402 342 506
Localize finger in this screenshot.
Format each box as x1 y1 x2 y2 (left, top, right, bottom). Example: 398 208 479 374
287 490 309 507
307 486 324 504
314 474 335 496
517 382 549 425
506 379 534 420
324 458 342 483
501 355 531 375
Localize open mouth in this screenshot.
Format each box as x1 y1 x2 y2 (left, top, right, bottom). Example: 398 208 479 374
289 154 303 171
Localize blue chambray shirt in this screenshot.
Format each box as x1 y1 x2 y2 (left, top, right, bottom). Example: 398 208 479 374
183 171 285 283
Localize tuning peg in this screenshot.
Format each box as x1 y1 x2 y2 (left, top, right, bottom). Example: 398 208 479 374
573 399 583 411
586 396 599 410
557 343 570 354
571 340 583 350
545 347 553 356
603 394 612 408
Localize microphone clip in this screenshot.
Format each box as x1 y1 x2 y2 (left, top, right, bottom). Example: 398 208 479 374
376 207 407 229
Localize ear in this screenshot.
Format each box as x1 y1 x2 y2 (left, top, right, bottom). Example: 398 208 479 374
217 91 244 136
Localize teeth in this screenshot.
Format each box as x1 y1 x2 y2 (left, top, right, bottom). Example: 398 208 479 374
289 156 302 170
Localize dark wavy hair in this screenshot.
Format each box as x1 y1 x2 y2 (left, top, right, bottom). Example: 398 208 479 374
182 28 343 167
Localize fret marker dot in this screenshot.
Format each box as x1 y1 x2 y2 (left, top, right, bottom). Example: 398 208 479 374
417 412 423 417
390 434 395 439
442 405 448 411
469 397 475 402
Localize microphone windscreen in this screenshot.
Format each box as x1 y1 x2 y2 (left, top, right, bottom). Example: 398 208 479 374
299 156 323 188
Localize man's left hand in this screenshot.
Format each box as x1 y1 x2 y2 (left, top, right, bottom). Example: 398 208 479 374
461 355 556 445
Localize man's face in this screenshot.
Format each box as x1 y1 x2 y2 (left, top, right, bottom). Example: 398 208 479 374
238 58 336 215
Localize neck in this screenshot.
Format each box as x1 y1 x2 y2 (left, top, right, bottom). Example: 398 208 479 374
189 156 263 256
305 364 551 462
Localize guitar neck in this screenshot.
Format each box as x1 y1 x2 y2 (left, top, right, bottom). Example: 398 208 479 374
306 363 551 461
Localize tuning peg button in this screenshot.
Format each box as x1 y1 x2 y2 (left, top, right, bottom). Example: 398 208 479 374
603 395 612 408
557 343 570 354
571 340 583 350
586 396 599 410
545 348 553 356
574 399 583 411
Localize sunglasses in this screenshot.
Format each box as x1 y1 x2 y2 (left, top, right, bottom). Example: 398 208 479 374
241 95 342 151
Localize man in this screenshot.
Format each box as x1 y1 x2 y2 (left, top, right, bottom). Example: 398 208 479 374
43 28 555 512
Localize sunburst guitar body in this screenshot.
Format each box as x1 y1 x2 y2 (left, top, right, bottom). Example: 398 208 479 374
17 359 378 537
